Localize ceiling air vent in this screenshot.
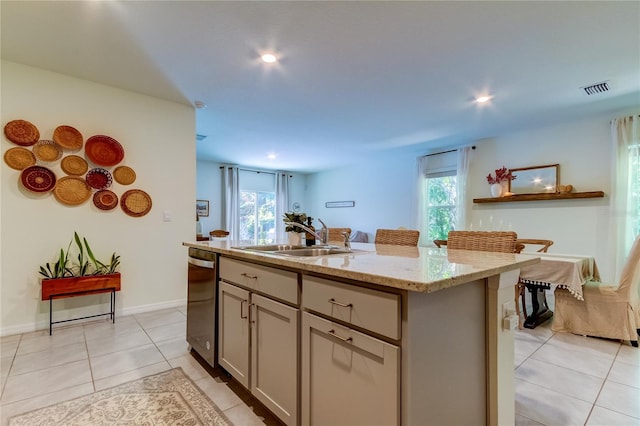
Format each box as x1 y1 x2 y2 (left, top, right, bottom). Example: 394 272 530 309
196 134 207 141
581 81 611 96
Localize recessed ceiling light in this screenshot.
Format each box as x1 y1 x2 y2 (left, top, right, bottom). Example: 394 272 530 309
475 95 492 104
267 153 277 160
261 53 277 64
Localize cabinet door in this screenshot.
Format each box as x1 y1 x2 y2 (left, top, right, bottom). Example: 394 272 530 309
251 293 299 426
218 281 250 388
301 312 400 426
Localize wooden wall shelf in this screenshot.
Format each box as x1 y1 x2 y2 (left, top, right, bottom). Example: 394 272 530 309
473 191 605 203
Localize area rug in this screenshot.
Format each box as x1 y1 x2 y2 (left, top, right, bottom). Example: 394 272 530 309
8 367 232 425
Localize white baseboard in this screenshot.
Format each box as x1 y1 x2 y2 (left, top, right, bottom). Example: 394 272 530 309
0 298 187 337
119 299 186 316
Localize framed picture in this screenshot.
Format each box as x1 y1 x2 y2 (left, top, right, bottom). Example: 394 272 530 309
325 201 355 208
509 164 559 194
196 200 209 217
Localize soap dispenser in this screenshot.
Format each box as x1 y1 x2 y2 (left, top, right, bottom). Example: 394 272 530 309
305 217 316 246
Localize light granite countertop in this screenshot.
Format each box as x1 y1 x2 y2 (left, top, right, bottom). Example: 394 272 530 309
183 241 540 293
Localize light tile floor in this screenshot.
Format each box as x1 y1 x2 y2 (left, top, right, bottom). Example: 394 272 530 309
1 306 638 425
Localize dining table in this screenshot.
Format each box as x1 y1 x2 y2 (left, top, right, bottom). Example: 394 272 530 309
518 252 600 329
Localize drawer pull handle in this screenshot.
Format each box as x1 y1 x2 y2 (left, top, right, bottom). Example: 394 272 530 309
327 329 353 343
240 299 248 319
328 298 353 308
241 272 258 279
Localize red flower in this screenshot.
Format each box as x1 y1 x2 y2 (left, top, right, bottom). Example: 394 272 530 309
486 166 516 184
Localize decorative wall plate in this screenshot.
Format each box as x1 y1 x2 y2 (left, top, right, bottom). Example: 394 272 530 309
85 135 125 167
120 189 152 217
33 140 63 163
53 176 92 206
93 190 119 210
61 155 89 176
85 168 113 190
4 120 40 146
20 165 56 193
4 147 36 170
53 125 83 150
113 165 136 185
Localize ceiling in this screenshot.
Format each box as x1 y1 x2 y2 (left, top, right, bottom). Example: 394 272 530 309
2 1 639 173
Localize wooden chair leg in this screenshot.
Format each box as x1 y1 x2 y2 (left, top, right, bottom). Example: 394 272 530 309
519 283 528 320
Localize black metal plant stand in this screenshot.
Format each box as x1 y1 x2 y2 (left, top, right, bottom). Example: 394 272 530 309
48 288 117 335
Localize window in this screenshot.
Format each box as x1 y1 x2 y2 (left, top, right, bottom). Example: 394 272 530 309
425 172 457 241
419 149 467 243
239 190 275 244
237 169 277 245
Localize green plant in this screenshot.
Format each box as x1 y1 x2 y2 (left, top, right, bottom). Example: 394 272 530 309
38 241 73 279
283 212 308 233
39 232 121 279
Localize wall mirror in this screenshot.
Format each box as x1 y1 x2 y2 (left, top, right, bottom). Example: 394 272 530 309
509 164 559 194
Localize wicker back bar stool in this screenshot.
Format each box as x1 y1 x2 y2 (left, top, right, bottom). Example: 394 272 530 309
327 227 352 243
374 229 420 246
446 231 518 253
447 230 523 327
209 230 230 240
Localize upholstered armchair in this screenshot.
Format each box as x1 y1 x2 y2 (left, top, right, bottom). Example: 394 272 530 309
552 235 640 346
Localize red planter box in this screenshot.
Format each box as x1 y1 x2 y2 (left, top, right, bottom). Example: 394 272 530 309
41 273 121 300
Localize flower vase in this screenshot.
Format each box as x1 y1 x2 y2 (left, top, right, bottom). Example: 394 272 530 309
287 232 302 246
490 183 503 197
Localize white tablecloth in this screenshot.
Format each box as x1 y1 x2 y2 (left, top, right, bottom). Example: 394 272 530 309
519 253 600 300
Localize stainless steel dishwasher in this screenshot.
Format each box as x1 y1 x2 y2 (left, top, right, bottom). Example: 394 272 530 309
187 247 217 367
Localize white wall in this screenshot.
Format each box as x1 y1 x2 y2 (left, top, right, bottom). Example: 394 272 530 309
196 160 309 238
196 160 222 234
306 110 640 282
306 152 417 235
1 61 196 335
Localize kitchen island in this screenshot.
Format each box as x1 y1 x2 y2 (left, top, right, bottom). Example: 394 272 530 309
183 240 539 426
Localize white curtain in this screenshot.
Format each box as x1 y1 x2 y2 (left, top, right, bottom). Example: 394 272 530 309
610 115 640 281
416 156 429 246
221 165 239 241
275 172 290 244
456 146 473 230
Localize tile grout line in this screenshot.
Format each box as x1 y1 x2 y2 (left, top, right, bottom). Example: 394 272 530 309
82 324 97 393
514 327 622 425
525 334 621 381
584 343 640 423
0 333 24 403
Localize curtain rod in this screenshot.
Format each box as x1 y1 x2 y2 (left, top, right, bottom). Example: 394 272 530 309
219 166 292 177
610 115 640 123
425 145 476 157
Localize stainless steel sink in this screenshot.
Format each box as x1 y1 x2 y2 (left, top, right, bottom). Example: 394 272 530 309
232 244 363 257
232 244 305 252
275 248 363 257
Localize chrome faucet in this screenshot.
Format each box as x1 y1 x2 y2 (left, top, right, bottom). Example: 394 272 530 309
285 218 328 244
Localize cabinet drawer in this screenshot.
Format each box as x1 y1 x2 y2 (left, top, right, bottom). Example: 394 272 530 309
220 257 299 305
303 276 400 339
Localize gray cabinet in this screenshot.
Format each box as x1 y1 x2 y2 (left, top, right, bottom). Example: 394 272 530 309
218 257 299 425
